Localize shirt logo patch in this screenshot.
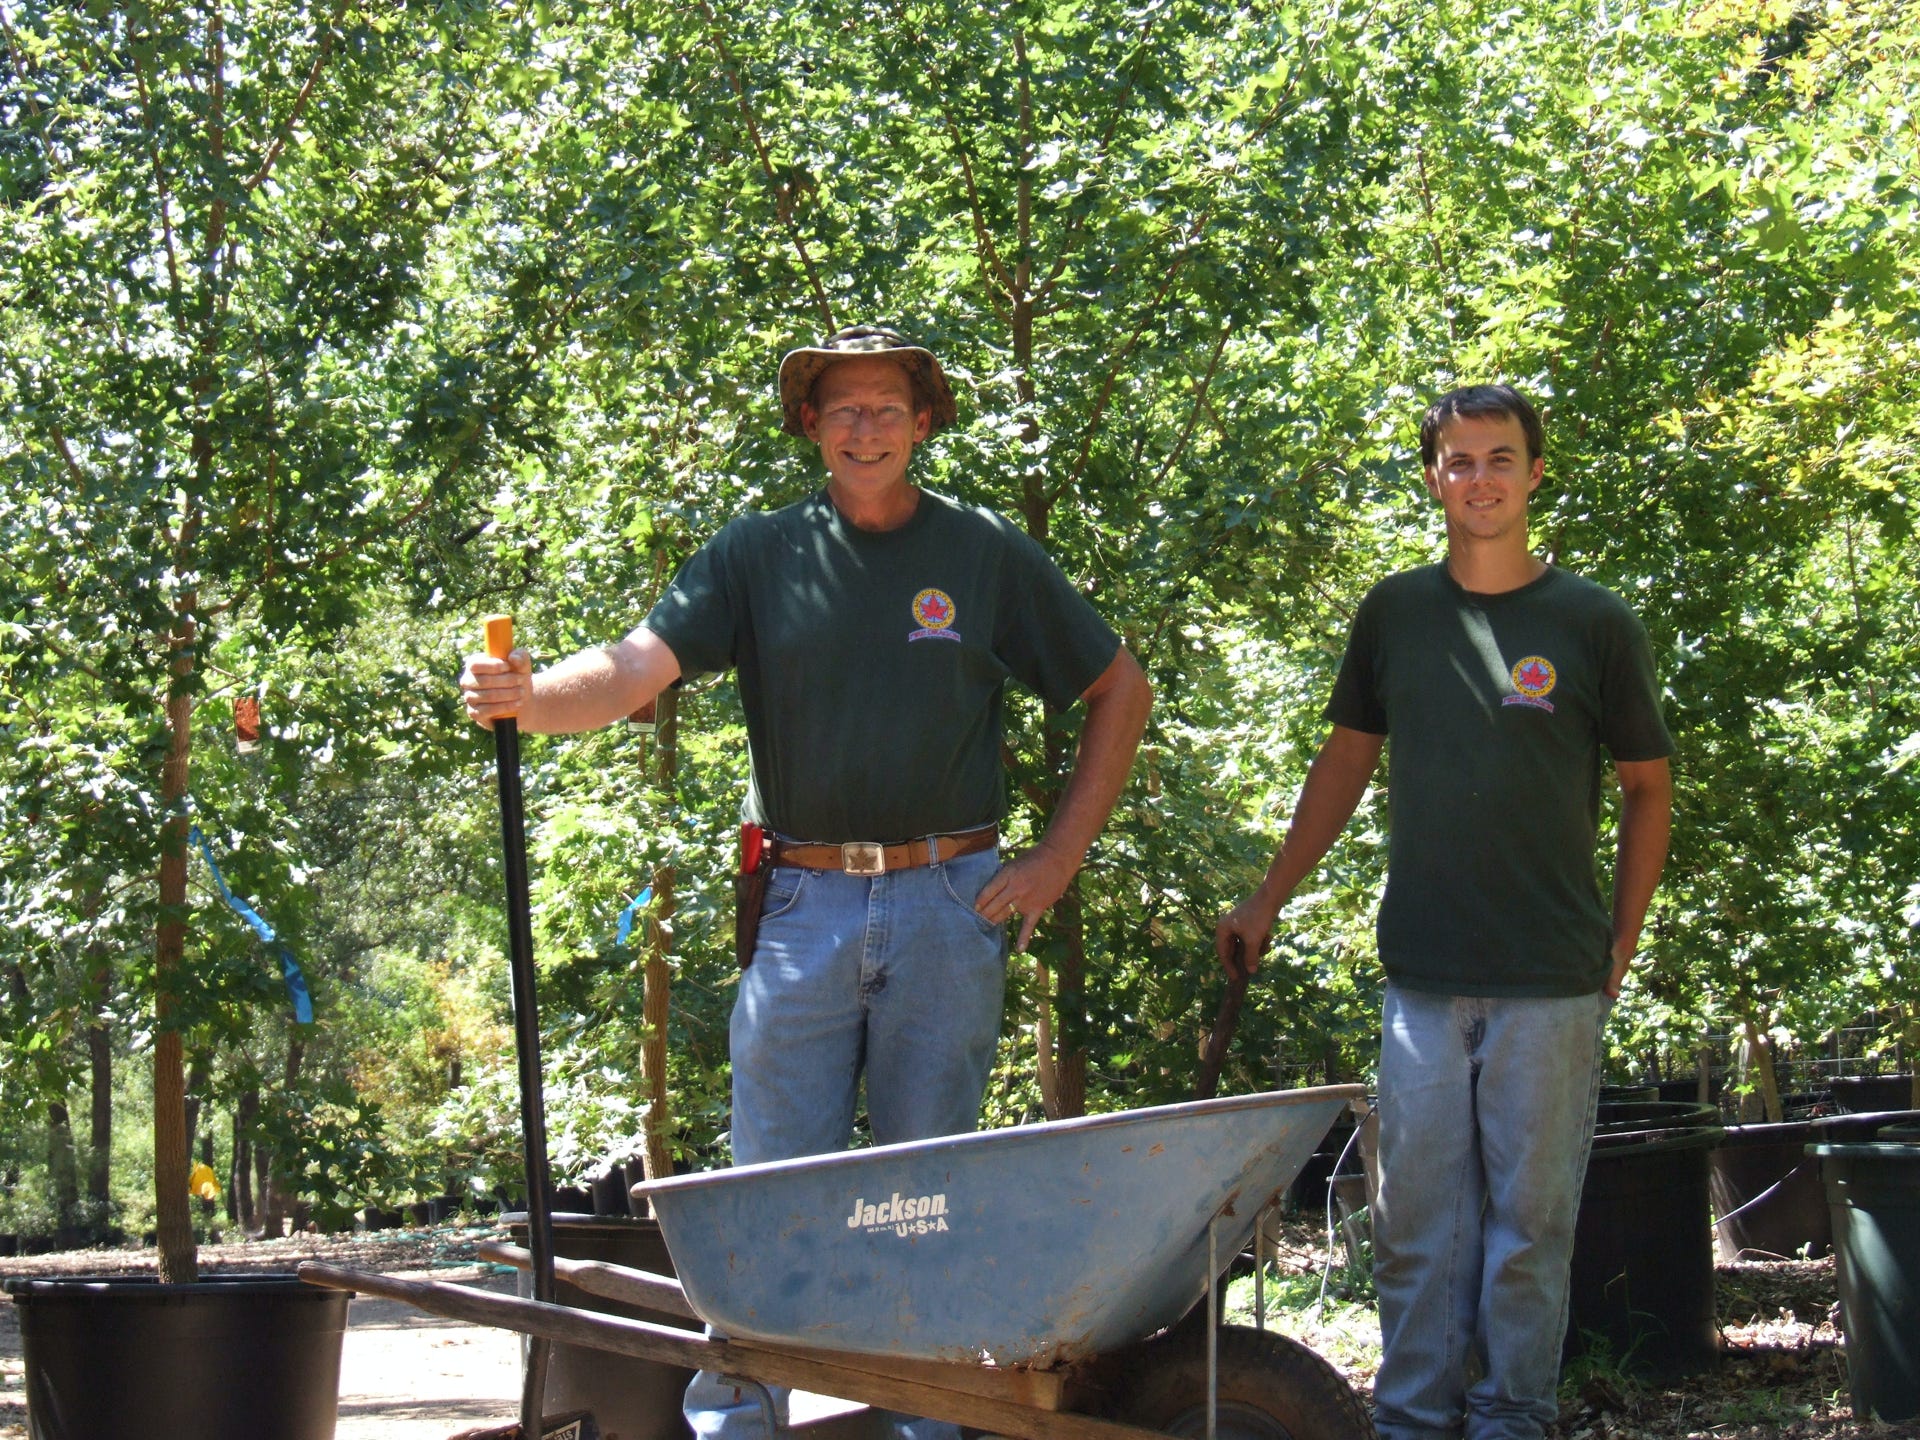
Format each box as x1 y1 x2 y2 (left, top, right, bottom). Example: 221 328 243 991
909 587 961 643
1503 655 1557 712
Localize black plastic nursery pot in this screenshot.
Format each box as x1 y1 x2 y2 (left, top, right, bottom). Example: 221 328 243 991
2 1273 351 1440
1564 1106 1723 1377
1709 1110 1920 1263
1808 1139 1920 1423
1828 1075 1917 1114
509 1212 696 1440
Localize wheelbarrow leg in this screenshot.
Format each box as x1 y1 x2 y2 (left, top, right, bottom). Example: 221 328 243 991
1206 1215 1221 1440
1252 1204 1267 1332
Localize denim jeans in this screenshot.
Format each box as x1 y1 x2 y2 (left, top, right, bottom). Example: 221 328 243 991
685 844 1009 1440
1370 984 1610 1440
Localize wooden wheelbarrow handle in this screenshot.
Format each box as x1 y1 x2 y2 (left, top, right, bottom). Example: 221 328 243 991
1195 939 1250 1101
296 1262 1168 1440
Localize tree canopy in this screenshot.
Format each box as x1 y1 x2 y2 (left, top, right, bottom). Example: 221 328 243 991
2 0 1916 1261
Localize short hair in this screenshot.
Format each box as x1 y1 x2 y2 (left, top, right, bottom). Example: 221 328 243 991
1419 385 1544 468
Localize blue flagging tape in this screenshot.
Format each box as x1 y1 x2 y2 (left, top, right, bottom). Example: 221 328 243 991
615 886 654 951
189 825 314 1024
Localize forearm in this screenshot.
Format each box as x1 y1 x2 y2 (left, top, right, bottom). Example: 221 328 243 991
1250 728 1383 917
516 628 681 735
1215 726 1380 972
1604 757 1672 993
1035 648 1152 867
1609 793 1671 958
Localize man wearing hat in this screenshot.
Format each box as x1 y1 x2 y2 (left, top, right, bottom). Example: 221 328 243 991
462 323 1150 1438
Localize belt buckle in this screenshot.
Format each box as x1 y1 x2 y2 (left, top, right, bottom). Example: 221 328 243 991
841 841 885 876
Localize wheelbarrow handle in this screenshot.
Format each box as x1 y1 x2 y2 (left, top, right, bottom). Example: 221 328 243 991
1195 939 1250 1101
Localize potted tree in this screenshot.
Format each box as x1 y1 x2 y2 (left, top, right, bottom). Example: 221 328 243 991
0 4 542 1435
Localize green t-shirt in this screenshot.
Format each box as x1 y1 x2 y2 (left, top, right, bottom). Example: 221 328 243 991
643 488 1120 842
1326 563 1675 997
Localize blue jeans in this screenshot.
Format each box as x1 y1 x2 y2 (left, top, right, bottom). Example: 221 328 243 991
1370 985 1610 1440
685 845 1009 1440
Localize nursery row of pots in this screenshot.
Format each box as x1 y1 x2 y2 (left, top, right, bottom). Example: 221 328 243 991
353 1157 660 1232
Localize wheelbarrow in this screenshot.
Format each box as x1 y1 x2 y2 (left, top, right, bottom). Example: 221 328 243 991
300 1082 1374 1440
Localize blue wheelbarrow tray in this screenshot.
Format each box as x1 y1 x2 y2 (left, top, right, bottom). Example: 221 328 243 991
630 1085 1365 1368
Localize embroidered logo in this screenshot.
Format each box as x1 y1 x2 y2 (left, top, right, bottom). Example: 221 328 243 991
1503 656 1557 712
908 587 961 643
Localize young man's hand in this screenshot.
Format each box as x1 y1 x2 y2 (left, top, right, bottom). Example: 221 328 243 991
1215 896 1277 979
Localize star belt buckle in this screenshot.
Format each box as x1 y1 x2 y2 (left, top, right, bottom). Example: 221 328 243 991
841 841 885 876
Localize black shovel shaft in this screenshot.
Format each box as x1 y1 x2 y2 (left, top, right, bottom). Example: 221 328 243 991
493 719 556 1298
485 616 556 1438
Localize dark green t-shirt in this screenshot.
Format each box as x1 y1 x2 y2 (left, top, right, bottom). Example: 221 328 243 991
643 489 1120 842
1326 563 1674 997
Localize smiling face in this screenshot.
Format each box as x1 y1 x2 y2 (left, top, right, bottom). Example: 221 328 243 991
801 353 933 528
1423 410 1543 549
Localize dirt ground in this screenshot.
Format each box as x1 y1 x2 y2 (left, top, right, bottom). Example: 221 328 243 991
4 1219 1920 1440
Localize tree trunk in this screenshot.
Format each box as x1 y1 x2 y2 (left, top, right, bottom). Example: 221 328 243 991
639 687 678 1184
153 622 197 1282
1739 1016 1783 1124
47 1100 80 1238
87 993 112 1208
257 1035 307 1240
254 1125 277 1238
184 1058 208 1166
199 1132 218 1221
1050 879 1088 1119
230 1090 256 1229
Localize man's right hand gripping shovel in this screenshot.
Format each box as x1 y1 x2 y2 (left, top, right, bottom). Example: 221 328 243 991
459 638 534 730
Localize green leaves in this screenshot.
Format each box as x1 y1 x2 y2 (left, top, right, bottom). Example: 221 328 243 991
3 0 1918 1188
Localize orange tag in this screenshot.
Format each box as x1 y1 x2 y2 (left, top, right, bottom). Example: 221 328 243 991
234 696 261 751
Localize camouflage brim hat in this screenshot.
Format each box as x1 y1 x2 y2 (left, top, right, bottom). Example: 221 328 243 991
777 324 958 437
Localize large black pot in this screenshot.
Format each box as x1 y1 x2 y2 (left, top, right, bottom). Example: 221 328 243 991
509 1213 695 1440
588 1163 634 1217
1565 1105 1723 1376
2 1273 350 1440
1809 1137 1920 1422
1712 1110 1920 1261
1828 1075 1917 1114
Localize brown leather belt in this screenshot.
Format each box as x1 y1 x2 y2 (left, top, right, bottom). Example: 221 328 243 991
770 827 998 876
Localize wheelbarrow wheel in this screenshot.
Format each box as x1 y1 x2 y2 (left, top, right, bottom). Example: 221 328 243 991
1107 1324 1374 1440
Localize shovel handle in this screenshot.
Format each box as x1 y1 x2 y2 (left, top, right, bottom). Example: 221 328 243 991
1196 939 1250 1101
481 613 554 1438
484 613 515 663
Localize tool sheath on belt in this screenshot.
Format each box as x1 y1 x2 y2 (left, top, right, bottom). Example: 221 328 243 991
734 823 770 970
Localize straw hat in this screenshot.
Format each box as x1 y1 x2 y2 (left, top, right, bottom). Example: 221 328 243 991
777 324 958 437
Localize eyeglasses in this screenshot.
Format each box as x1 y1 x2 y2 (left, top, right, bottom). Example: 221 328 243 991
819 403 915 430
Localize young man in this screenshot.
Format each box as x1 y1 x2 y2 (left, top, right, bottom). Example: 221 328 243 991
1216 385 1672 1440
462 323 1151 1440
